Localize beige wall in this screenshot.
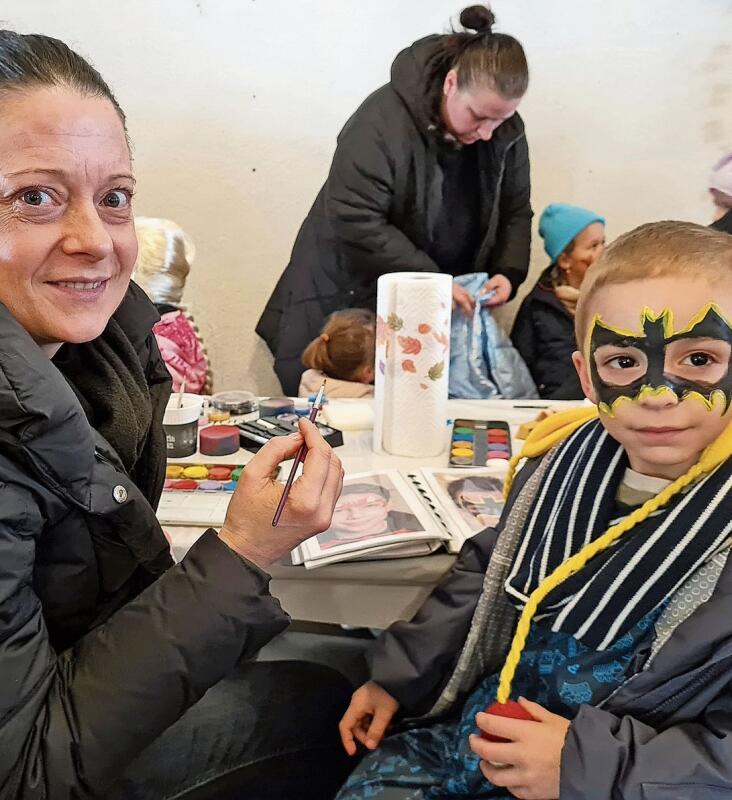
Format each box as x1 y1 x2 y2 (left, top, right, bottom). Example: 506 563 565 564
4 0 731 392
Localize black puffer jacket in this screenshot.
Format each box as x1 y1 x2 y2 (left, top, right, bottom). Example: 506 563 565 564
257 34 533 394
510 267 584 399
0 284 288 799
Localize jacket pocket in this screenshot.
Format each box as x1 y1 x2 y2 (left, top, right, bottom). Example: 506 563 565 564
642 783 731 799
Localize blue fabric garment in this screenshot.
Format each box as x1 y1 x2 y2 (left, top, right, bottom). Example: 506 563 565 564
337 608 662 800
449 274 538 400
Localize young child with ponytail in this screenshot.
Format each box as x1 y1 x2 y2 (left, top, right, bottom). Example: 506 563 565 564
336 221 732 800
299 309 376 399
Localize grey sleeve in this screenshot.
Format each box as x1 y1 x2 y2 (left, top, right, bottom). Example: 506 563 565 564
561 694 732 799
0 484 288 800
368 525 498 715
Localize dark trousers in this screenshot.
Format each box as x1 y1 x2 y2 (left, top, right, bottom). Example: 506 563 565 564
106 660 353 799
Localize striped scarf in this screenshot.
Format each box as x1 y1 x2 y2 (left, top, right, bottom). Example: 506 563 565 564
504 418 732 650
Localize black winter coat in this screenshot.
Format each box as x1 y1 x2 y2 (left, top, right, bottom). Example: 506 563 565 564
0 284 288 799
711 209 732 234
510 267 584 399
256 35 533 394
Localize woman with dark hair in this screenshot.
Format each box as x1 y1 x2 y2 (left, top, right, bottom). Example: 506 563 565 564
0 30 351 800
257 5 533 394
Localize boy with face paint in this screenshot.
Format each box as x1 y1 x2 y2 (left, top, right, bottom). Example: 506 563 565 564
337 221 732 800
572 224 732 480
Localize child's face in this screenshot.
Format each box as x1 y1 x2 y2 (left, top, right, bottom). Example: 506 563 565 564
573 276 732 479
557 222 606 289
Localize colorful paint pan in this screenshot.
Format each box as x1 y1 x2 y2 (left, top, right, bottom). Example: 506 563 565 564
163 464 241 493
208 466 233 481
183 465 209 480
449 419 512 467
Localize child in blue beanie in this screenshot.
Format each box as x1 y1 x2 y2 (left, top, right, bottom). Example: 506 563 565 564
511 203 605 398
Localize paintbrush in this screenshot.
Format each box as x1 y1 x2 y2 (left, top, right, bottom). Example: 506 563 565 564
272 381 326 528
176 378 186 409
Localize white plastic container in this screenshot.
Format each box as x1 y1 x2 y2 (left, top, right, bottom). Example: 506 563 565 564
163 394 204 457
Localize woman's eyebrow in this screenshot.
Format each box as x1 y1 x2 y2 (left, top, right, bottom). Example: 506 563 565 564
5 167 136 184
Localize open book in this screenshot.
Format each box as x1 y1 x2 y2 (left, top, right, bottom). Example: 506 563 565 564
291 467 506 569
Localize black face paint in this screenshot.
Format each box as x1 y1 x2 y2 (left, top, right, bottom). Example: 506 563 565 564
589 304 732 414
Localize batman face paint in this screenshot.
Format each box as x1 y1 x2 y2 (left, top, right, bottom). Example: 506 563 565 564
589 304 732 414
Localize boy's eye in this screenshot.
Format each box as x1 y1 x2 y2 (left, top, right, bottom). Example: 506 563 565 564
684 352 712 367
607 355 638 369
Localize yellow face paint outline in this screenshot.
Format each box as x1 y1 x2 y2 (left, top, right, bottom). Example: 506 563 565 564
587 303 732 415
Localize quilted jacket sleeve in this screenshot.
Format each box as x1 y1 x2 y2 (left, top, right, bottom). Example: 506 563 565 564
487 133 532 296
561 692 732 799
325 110 440 280
368 458 538 715
0 483 288 800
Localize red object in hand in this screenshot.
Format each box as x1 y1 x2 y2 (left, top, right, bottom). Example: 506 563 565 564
480 700 535 741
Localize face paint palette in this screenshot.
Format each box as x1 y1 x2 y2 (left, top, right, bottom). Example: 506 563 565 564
237 415 344 452
163 463 243 492
449 419 512 467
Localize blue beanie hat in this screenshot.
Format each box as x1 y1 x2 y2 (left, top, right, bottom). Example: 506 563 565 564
539 203 605 263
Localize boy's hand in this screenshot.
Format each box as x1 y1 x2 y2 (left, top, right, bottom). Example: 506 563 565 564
338 681 400 756
470 698 570 800
218 419 344 569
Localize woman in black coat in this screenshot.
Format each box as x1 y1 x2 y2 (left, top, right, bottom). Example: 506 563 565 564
0 31 350 800
257 5 533 394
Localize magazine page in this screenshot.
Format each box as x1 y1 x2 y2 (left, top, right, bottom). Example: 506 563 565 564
418 467 506 549
303 540 441 569
298 470 448 566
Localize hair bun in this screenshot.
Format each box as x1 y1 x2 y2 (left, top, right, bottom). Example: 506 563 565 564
459 4 496 34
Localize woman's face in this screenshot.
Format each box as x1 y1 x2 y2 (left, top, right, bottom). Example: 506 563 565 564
558 222 606 289
440 69 521 146
0 86 137 354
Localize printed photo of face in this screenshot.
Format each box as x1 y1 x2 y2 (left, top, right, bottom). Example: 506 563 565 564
330 489 390 538
447 476 504 530
316 480 424 550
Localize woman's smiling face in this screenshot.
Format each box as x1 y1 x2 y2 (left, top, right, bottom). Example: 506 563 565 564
0 85 137 354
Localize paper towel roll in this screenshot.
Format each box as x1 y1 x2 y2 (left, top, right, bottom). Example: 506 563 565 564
373 272 452 457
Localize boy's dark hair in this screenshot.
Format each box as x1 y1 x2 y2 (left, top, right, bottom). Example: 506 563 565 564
0 30 126 129
302 308 376 382
429 5 529 100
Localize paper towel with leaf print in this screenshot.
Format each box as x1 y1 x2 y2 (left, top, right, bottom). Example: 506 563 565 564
373 272 452 457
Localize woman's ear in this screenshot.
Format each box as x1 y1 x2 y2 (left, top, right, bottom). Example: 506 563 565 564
357 365 375 384
572 350 597 403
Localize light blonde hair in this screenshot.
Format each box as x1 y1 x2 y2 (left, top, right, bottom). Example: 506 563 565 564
575 221 732 348
132 217 195 307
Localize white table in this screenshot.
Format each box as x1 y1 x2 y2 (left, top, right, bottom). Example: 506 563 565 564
167 399 584 628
